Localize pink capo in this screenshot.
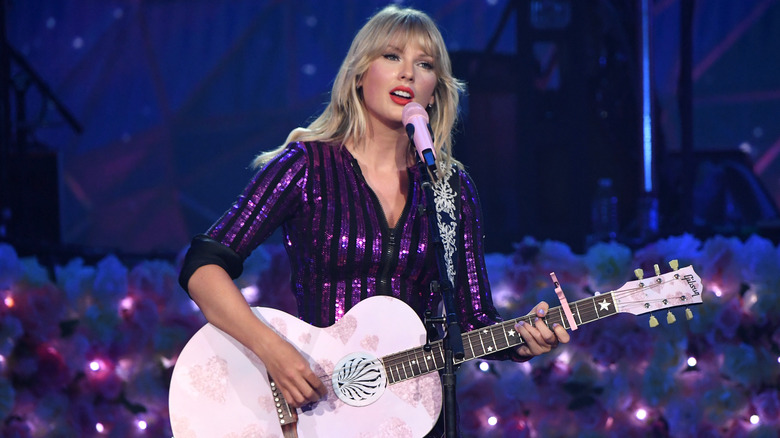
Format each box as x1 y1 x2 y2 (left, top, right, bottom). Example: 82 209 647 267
550 272 578 331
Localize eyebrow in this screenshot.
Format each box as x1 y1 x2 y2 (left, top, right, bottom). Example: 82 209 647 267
385 44 434 60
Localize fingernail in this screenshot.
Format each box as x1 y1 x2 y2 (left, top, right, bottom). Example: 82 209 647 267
538 308 546 317
517 321 525 327
553 323 560 329
534 317 539 324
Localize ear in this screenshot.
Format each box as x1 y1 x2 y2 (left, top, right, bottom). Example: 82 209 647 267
428 95 435 107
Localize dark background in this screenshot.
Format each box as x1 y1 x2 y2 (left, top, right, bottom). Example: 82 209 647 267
3 0 780 257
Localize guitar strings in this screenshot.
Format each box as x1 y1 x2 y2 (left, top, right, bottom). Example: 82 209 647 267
300 278 686 386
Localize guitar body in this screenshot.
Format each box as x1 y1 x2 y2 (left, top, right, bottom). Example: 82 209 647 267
169 296 443 437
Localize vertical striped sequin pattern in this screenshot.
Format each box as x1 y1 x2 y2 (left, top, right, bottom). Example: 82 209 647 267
207 142 511 359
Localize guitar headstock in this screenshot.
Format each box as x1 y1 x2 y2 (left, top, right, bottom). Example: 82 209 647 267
612 262 702 323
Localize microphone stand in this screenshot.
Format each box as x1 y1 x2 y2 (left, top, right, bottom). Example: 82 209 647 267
417 161 464 438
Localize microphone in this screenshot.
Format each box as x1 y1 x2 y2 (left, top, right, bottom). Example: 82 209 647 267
402 102 436 171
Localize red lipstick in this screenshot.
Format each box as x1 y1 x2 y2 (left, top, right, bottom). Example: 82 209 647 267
389 86 414 105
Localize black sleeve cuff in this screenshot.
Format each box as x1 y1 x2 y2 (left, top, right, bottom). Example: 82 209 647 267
178 234 244 293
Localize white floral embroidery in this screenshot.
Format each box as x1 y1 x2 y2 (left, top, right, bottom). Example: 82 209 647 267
432 167 457 285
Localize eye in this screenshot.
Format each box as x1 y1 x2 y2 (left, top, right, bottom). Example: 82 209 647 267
382 53 400 61
418 61 434 71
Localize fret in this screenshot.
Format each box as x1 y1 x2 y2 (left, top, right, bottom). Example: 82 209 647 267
501 321 511 346
592 294 616 319
409 351 422 377
557 308 567 330
431 341 444 370
574 301 583 324
421 349 432 373
391 364 401 383
507 320 520 347
466 334 476 359
477 330 486 355
388 363 398 384
488 327 498 352
592 297 600 319
415 349 427 374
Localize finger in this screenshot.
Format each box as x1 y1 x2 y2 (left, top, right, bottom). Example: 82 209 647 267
529 316 558 346
281 384 307 408
553 323 571 344
531 301 550 318
294 375 322 403
515 345 533 359
514 321 547 355
534 319 557 345
304 370 328 398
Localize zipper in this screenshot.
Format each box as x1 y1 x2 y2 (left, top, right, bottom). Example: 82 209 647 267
377 231 395 296
349 159 412 296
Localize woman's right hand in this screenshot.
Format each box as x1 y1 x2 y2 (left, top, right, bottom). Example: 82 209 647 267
187 264 327 408
256 334 328 408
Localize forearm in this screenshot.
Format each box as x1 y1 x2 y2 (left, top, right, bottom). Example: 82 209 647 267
187 264 327 406
187 264 281 358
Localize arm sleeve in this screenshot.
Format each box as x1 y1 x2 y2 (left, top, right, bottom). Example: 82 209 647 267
178 142 309 292
178 234 244 293
455 168 523 362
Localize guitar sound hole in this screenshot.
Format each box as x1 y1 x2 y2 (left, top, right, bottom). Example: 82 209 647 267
332 353 387 407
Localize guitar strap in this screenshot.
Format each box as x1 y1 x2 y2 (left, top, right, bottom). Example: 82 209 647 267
427 166 463 438
431 165 461 301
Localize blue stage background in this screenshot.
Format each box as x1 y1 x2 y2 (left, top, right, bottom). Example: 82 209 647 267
5 0 780 254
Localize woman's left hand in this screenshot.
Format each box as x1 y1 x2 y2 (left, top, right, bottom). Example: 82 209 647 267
513 301 570 361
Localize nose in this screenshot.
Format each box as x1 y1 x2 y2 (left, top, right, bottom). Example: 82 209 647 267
399 60 414 82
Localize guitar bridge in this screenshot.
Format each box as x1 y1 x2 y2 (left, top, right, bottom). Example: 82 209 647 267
268 374 299 430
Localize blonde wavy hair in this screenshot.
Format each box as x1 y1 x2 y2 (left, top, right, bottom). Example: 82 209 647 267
252 4 465 174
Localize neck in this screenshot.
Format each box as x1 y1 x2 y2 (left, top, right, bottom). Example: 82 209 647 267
347 124 412 172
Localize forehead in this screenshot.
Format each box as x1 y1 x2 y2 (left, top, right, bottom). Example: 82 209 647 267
383 30 436 57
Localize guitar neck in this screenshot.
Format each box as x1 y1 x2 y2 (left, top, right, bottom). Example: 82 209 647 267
381 293 618 384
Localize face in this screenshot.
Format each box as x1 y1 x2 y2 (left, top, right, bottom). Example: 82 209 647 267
358 40 438 132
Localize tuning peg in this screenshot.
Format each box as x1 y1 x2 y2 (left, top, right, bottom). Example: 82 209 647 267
654 264 661 276
634 268 644 280
666 311 676 324
649 315 659 328
669 259 679 271
685 308 693 320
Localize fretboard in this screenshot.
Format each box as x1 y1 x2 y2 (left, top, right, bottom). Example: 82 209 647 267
382 292 618 384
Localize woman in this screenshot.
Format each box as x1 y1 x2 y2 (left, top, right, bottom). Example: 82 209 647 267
178 4 570 434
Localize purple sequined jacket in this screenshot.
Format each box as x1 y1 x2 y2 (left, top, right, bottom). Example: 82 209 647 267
207 141 509 349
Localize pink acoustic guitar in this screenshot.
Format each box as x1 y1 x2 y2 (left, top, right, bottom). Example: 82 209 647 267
169 263 702 437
